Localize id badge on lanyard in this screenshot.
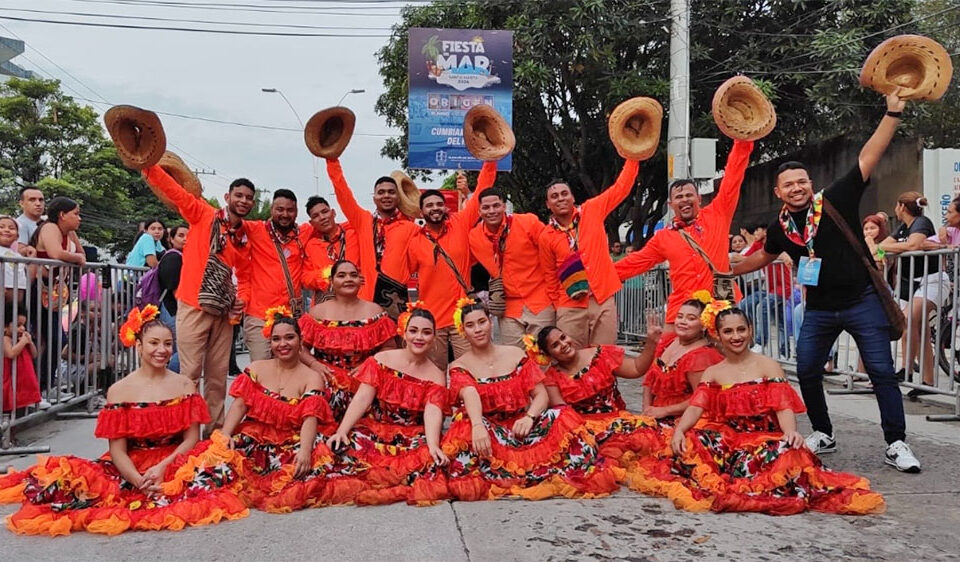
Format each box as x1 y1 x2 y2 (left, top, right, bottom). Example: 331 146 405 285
797 255 822 286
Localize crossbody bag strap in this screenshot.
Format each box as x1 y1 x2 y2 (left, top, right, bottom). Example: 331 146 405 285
494 216 511 277
678 228 720 274
427 233 472 293
821 199 884 279
271 236 299 302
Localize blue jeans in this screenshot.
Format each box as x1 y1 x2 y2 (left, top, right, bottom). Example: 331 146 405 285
159 304 180 373
795 288 905 444
741 291 788 355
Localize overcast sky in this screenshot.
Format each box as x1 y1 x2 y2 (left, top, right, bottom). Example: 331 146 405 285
2 0 437 215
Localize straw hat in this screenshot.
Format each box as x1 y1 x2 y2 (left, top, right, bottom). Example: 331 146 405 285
304 107 356 159
390 170 423 219
607 97 663 161
711 76 776 141
104 105 166 169
463 104 515 161
158 151 202 199
860 34 953 101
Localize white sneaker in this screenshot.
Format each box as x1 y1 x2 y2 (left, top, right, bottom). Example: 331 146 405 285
37 399 52 410
805 431 837 454
885 440 921 473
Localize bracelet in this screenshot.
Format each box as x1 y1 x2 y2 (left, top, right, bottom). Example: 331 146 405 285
886 110 903 118
524 412 537 421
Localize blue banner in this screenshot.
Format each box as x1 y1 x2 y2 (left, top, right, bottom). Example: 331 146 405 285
407 28 513 171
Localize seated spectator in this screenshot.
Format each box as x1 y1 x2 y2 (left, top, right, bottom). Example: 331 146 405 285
126 218 168 268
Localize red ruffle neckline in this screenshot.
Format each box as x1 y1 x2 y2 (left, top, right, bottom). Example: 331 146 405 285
94 394 210 440
644 334 724 400
229 370 333 429
544 346 623 405
356 357 447 411
689 378 806 419
449 358 544 413
298 313 396 354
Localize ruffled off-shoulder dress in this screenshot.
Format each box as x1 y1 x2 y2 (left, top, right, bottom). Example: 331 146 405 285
643 334 725 423
631 378 886 516
441 357 621 501
0 394 247 535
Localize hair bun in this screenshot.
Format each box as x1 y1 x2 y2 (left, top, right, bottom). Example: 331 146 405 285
919 197 928 207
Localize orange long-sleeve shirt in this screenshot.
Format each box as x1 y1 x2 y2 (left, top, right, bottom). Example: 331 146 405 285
539 160 640 308
615 140 754 322
299 222 361 290
143 165 250 311
240 221 304 320
327 159 417 300
405 161 493 328
469 213 552 319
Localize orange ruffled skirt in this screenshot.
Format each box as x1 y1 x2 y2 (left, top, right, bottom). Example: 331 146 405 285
0 431 248 536
441 405 622 502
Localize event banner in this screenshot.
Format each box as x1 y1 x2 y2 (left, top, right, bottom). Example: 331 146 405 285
407 28 513 171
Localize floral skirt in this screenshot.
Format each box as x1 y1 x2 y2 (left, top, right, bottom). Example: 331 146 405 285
580 410 665 464
0 432 248 536
629 418 886 515
441 405 621 502
326 366 358 423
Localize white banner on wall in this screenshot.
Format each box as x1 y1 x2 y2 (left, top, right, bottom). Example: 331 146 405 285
923 148 960 224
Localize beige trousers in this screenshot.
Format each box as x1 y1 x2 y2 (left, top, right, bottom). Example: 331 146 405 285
556 296 618 348
243 315 272 361
176 303 234 433
429 326 470 371
499 306 557 348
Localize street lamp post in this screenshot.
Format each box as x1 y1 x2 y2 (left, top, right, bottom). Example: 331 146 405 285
337 88 366 106
261 87 320 193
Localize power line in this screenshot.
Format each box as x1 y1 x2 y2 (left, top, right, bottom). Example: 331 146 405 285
72 0 404 16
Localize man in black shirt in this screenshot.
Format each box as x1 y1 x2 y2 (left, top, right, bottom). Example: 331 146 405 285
735 91 920 473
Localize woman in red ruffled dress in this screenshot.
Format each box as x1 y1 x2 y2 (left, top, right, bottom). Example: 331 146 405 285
299 260 396 420
440 299 621 501
635 296 724 423
0 306 247 535
637 305 886 516
223 307 359 512
326 303 449 506
536 326 663 469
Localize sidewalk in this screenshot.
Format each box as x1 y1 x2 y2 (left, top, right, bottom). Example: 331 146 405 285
2 363 958 561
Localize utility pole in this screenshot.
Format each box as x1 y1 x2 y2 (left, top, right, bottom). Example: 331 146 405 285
667 0 690 185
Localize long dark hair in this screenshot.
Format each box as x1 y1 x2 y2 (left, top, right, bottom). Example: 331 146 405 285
536 325 562 357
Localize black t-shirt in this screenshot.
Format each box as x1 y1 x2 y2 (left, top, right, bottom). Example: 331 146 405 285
892 215 937 297
157 250 183 316
764 165 873 311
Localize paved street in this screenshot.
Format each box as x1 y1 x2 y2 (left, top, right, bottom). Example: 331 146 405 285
2 367 959 561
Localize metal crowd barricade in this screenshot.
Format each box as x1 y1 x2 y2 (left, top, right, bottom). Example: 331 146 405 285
615 265 670 342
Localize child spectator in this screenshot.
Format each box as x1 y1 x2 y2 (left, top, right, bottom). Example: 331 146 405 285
3 312 43 416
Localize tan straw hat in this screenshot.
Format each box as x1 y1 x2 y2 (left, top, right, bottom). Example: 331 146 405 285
607 97 663 161
463 104 515 161
860 34 953 101
304 107 356 159
158 151 202 200
104 105 166 169
711 76 776 141
390 170 423 219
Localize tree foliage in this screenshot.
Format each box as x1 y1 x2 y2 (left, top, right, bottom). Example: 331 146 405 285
375 0 958 245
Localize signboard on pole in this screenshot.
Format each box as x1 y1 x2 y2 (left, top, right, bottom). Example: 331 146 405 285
923 148 960 224
407 28 513 171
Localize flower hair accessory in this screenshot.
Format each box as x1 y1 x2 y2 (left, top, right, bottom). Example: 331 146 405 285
700 299 733 337
262 305 293 337
522 334 551 366
317 265 333 291
397 300 426 336
119 304 160 347
691 290 713 305
452 297 477 335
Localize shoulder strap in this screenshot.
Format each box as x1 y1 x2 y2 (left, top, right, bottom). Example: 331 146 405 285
677 228 720 274
494 216 512 276
425 231 472 293
271 236 299 301
822 197 889 281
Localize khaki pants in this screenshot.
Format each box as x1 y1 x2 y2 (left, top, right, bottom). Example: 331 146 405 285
556 296 618 348
176 303 234 434
243 315 272 361
499 306 557 348
429 326 470 371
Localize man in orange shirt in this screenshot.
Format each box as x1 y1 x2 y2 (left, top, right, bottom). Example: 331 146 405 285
299 195 360 295
406 169 487 368
240 189 306 361
539 160 640 347
326 159 417 318
468 187 554 347
142 166 253 433
615 140 754 327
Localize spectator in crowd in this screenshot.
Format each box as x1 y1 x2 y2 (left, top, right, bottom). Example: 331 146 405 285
610 241 624 261
126 218 168 268
2 311 43 417
728 233 748 265
879 192 947 398
624 245 634 254
863 214 891 268
16 186 44 247
157 225 187 372
926 195 960 249
0 216 33 306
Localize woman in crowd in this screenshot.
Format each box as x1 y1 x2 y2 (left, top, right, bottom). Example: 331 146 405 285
0 306 247 535
537 325 663 477
728 233 748 265
126 218 168 268
634 294 724 423
326 303 449 505
222 307 356 511
879 192 946 396
862 214 891 269
441 299 620 501
634 305 885 516
157 225 187 372
299 260 396 419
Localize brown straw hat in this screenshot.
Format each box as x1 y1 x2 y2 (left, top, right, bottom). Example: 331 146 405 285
158 151 202 199
104 105 166 169
711 76 776 141
304 107 356 159
860 34 953 101
463 104 515 161
390 170 423 219
607 97 663 161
